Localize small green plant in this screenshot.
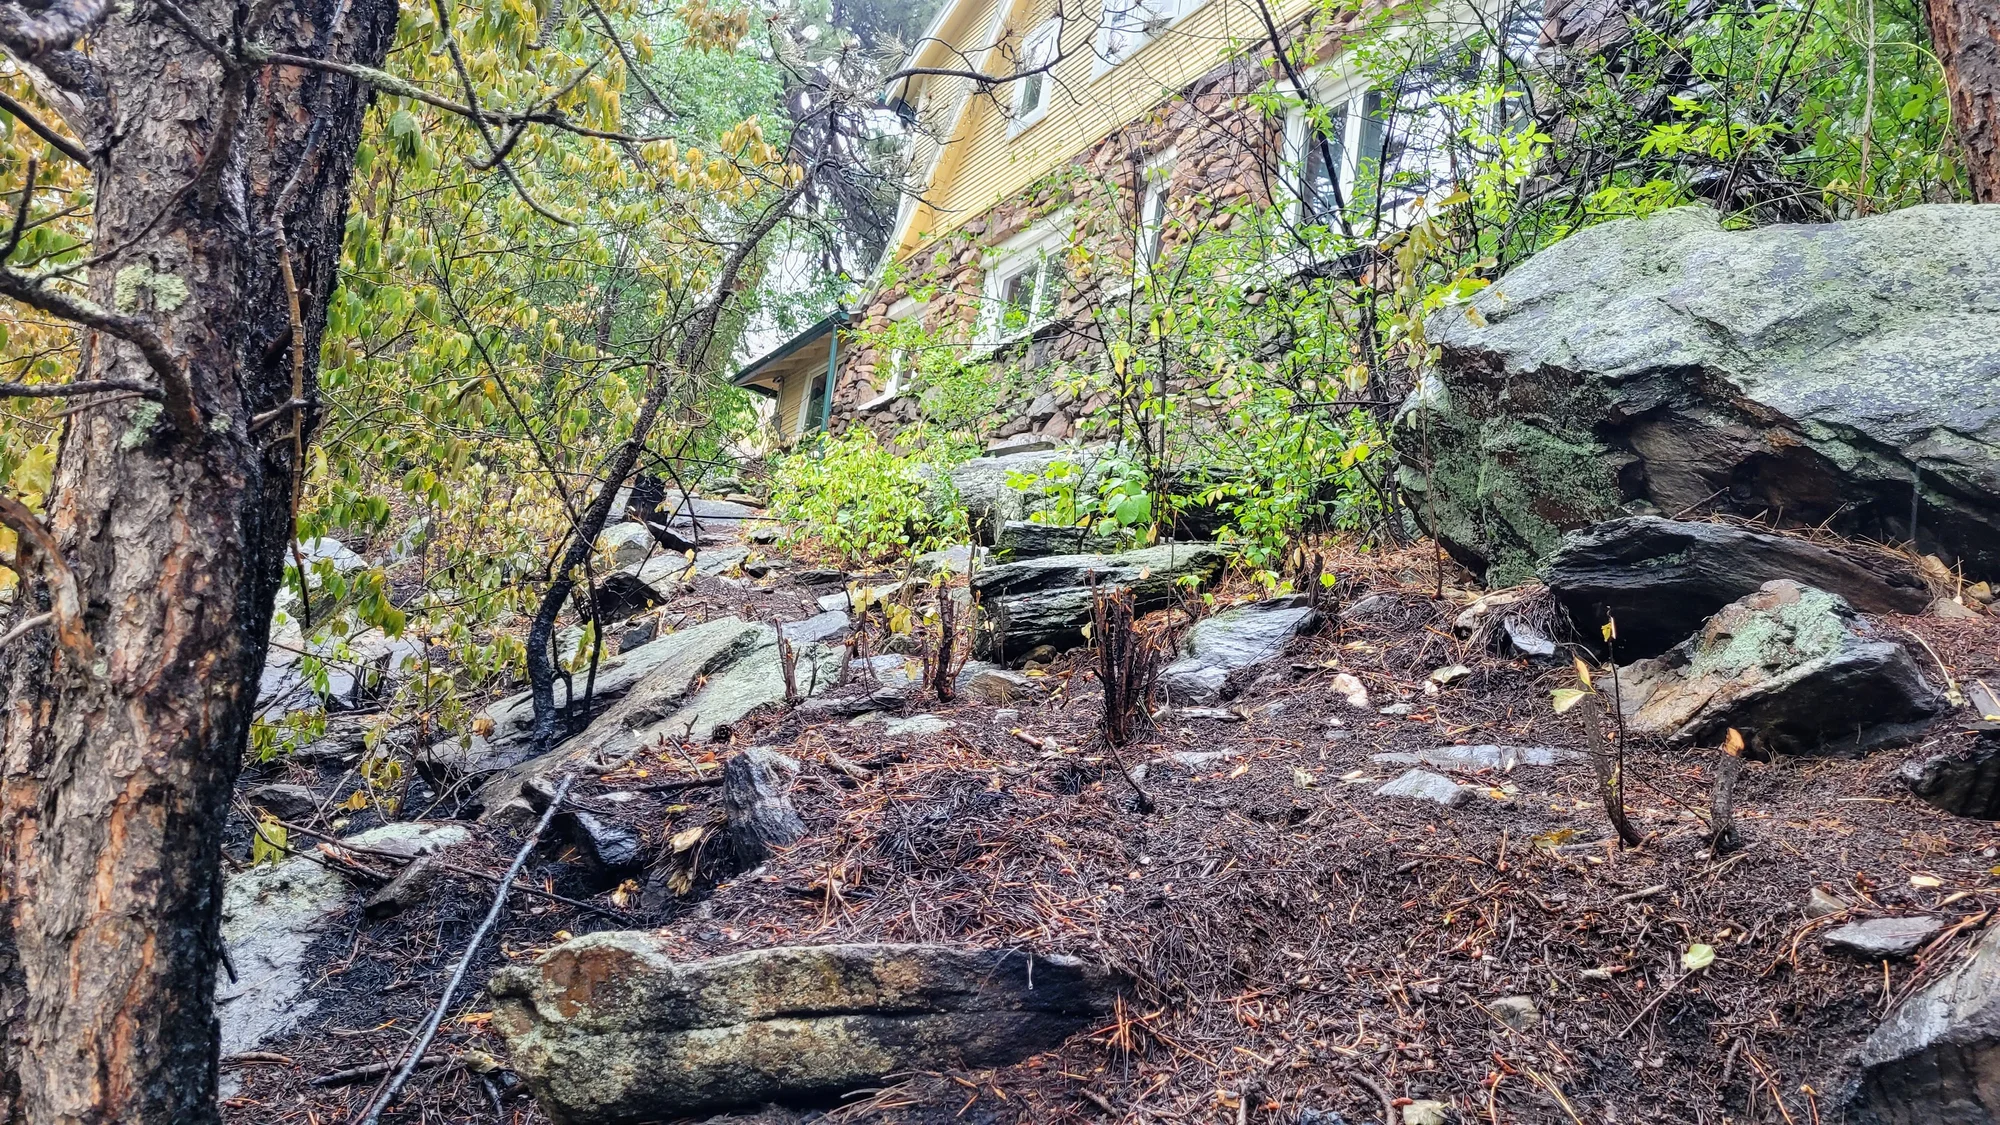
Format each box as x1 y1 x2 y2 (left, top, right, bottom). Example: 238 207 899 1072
769 429 967 567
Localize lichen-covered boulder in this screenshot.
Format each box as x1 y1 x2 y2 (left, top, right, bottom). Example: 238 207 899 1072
1616 580 1940 753
489 937 1123 1124
1402 204 2000 586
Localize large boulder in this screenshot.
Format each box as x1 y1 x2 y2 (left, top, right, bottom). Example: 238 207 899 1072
489 937 1123 1123
1158 594 1320 703
1616 580 1940 753
1852 924 2000 1123
1402 204 2000 586
945 447 1073 543
1543 517 1932 658
993 520 1133 558
971 543 1226 662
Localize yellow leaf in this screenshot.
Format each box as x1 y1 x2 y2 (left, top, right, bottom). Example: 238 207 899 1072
1911 874 1943 888
670 825 709 852
1723 728 1745 757
1551 688 1588 714
1601 618 1618 642
1573 656 1593 689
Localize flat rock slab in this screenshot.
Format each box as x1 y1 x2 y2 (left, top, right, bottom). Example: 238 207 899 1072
1375 769 1475 808
1543 517 1931 659
1901 735 2000 820
1373 745 1581 771
490 937 1123 1123
219 822 467 1056
994 520 1132 558
971 543 1225 661
1617 580 1940 753
1823 917 1944 960
1854 924 2000 1122
1159 595 1320 704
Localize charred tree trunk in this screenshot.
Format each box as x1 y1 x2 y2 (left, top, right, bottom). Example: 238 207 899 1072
0 0 396 1119
1926 0 2000 201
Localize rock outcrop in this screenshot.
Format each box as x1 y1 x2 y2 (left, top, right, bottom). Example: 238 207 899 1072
490 937 1122 1123
1543 517 1932 658
1158 594 1320 703
1616 580 1940 753
971 543 1225 662
1403 204 2000 586
1852 924 2000 1123
993 520 1132 558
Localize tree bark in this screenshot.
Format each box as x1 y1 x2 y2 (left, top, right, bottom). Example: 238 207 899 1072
1927 0 2000 202
0 0 396 1119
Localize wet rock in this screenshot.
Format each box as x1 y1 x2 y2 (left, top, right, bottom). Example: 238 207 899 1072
1824 917 1944 960
914 543 984 575
1159 595 1320 704
1373 745 1580 771
364 855 441 918
1405 204 2000 586
946 447 1072 542
971 543 1226 661
592 572 666 624
560 809 645 875
790 567 845 586
958 662 1042 705
597 522 657 568
489 937 1122 1122
243 783 318 822
1375 769 1474 808
993 520 1132 558
618 618 657 653
1489 996 1541 1031
1902 735 2000 819
723 747 805 867
1808 887 1851 918
1616 580 1940 753
1542 517 1932 659
1853 924 2000 1122
883 715 951 737
219 822 467 1054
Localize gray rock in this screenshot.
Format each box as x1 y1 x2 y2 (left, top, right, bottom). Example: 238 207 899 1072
914 543 984 575
1375 769 1475 807
957 661 1042 704
993 520 1132 558
883 714 952 737
1902 735 2000 819
1807 887 1851 918
1824 917 1944 959
243 783 318 822
489 937 1122 1122
1616 580 1941 753
1543 517 1931 658
560 809 645 874
1159 595 1319 704
724 748 805 867
597 522 656 568
1489 995 1541 1031
364 855 441 918
1372 745 1580 771
946 447 1072 542
218 822 467 1055
1405 204 2000 585
780 609 850 646
1853 924 2000 1122
971 543 1226 661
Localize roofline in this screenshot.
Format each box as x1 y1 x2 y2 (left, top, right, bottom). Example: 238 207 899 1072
894 0 976 102
731 312 847 391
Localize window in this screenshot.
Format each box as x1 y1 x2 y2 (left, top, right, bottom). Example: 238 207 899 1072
982 223 1070 342
1012 20 1060 130
797 372 828 436
1136 149 1176 276
860 297 920 409
1286 89 1387 228
1097 0 1178 72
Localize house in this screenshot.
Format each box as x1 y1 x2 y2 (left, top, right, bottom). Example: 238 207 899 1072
734 0 1534 448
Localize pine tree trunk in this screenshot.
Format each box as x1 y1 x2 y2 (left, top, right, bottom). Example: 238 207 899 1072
1927 0 2000 201
0 0 396 1119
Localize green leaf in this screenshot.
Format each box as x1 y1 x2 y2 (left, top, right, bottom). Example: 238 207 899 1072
1551 688 1588 714
1682 944 1716 972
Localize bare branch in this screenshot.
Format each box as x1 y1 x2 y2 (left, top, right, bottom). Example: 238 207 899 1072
0 496 92 669
0 270 200 434
0 0 110 60
0 378 161 399
1 155 36 262
0 88 89 165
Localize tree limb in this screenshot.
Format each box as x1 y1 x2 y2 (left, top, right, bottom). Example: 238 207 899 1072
0 496 92 670
0 378 161 399
0 88 89 165
0 0 111 60
0 268 199 434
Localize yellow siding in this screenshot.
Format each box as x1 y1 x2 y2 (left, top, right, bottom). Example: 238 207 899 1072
775 372 810 438
897 0 1324 258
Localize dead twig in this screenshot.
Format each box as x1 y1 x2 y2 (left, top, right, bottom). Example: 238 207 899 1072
312 1054 448 1087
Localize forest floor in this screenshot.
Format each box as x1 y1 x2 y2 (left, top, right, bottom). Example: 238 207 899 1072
220 531 2000 1125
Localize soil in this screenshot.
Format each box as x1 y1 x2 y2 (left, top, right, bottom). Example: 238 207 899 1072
220 534 2000 1125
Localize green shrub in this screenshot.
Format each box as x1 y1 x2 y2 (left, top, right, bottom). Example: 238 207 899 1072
769 429 967 567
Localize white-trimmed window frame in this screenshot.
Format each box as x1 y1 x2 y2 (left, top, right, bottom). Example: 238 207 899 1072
1282 69 1387 230
1135 147 1177 279
1010 19 1061 133
1094 0 1186 75
859 296 921 410
980 217 1071 345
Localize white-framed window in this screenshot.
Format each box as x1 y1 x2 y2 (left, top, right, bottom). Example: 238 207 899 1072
1011 20 1060 131
860 297 920 409
1284 79 1387 229
1096 0 1181 73
1135 148 1176 276
982 221 1070 343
